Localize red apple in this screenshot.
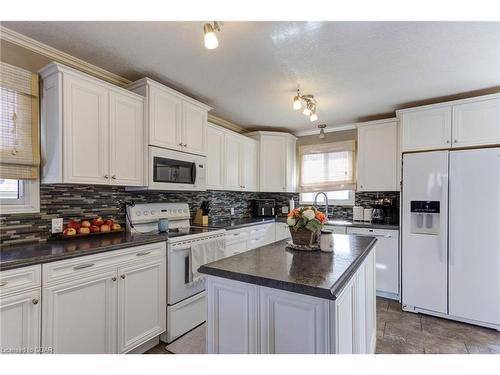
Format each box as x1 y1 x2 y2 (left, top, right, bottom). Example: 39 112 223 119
81 220 91 228
104 219 114 227
92 217 104 226
78 227 90 235
111 223 121 231
100 224 111 232
89 225 100 233
67 220 81 230
63 227 77 236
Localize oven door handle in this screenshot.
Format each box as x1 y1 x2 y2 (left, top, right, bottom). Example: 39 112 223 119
184 255 191 285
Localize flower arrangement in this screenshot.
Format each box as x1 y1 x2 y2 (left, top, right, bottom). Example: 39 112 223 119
287 206 327 246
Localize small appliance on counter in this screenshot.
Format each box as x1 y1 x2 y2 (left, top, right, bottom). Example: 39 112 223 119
353 206 364 221
253 199 275 217
372 197 399 225
363 208 373 222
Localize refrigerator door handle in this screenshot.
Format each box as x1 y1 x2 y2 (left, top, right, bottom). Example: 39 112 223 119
439 173 449 264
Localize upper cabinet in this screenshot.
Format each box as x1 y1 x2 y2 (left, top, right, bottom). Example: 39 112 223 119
206 123 258 192
126 78 210 156
357 119 400 192
40 63 145 186
247 131 297 193
398 94 500 152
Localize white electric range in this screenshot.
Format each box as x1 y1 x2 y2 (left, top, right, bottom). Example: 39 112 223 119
127 202 225 343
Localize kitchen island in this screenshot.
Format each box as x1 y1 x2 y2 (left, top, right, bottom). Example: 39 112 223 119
198 234 377 354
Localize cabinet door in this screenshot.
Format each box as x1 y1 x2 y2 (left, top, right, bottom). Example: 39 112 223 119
259 135 286 192
182 102 207 156
285 136 297 192
206 277 258 354
0 289 41 353
358 122 399 191
400 106 452 152
109 91 144 186
149 86 182 150
260 287 329 354
206 125 225 189
275 222 291 242
224 133 242 190
42 270 117 354
117 258 166 353
364 249 376 354
240 139 258 191
63 73 109 184
452 98 500 148
335 278 355 354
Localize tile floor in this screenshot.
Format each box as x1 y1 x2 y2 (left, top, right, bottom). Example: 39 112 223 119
146 297 500 354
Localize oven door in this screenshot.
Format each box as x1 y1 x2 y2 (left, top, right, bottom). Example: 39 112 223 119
149 146 206 191
168 243 205 305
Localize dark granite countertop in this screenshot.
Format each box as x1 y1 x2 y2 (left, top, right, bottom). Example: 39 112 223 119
0 232 171 271
325 220 400 230
199 234 377 300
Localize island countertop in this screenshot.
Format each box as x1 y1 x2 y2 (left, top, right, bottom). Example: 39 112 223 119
198 234 377 300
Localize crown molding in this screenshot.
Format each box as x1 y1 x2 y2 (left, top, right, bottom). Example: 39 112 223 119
294 117 398 137
208 114 246 133
1 25 131 86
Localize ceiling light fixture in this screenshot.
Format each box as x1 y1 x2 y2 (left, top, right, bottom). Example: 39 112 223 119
318 124 326 139
204 22 221 50
292 88 318 121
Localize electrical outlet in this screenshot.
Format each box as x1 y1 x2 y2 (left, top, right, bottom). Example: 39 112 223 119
52 218 63 233
282 206 289 214
230 207 235 215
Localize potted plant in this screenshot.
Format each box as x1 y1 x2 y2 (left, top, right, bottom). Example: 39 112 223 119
287 206 327 246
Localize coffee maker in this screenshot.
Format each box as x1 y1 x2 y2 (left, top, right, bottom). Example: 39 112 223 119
253 199 275 217
372 197 399 225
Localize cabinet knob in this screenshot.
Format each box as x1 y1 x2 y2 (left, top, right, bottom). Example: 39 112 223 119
32 298 39 305
111 175 116 179
183 143 187 147
178 143 183 146
446 140 450 144
454 139 457 143
112 277 117 282
104 174 109 179
120 274 126 279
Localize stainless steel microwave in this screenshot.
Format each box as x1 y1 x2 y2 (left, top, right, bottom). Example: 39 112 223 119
147 146 206 191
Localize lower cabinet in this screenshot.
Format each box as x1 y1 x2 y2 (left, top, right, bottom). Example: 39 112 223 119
206 247 376 354
0 288 41 353
42 243 166 354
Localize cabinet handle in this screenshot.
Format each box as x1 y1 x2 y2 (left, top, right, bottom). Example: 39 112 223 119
120 274 126 279
112 277 117 282
111 175 116 179
136 251 152 256
454 139 457 143
0 281 7 287
184 143 188 147
73 263 95 270
32 298 39 305
104 175 109 179
178 143 183 146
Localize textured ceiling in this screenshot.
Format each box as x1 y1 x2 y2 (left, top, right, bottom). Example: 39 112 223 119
3 21 500 132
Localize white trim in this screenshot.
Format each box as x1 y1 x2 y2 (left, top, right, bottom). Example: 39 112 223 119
0 179 40 214
0 26 130 87
294 118 398 137
245 130 297 139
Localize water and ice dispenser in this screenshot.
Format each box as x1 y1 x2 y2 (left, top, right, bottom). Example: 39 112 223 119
410 201 440 235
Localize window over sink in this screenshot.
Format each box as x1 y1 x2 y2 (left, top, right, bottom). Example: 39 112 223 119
299 190 355 206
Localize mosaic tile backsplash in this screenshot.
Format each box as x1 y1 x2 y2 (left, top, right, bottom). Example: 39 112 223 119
0 184 398 246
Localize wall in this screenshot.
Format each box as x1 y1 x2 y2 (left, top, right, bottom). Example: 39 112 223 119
296 128 357 147
0 185 298 246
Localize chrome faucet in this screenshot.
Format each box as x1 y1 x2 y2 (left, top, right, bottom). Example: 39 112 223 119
313 192 329 220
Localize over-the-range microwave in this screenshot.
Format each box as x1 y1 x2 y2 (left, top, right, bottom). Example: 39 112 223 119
131 146 206 191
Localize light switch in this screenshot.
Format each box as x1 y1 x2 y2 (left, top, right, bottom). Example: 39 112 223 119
52 218 63 233
230 208 235 215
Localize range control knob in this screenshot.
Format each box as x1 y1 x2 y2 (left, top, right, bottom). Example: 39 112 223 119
150 210 156 216
183 209 188 214
136 211 141 216
143 211 149 216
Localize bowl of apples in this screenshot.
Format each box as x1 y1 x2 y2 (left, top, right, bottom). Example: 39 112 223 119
62 217 123 239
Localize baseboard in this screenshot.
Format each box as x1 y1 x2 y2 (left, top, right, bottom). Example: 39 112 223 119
126 336 160 354
376 290 399 301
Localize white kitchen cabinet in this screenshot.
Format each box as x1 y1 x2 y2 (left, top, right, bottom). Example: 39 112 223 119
0 290 41 354
117 257 166 353
347 227 399 300
357 119 399 191
109 90 144 186
126 78 211 156
275 221 291 242
248 223 276 250
206 276 259 354
452 97 500 148
247 131 297 193
41 243 167 354
398 93 500 152
39 62 145 186
335 277 355 354
206 123 225 189
399 106 452 152
240 139 258 191
324 225 347 235
224 133 242 190
260 286 329 354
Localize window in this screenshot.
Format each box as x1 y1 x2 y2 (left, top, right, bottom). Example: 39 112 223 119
299 190 355 206
0 62 40 214
299 140 356 193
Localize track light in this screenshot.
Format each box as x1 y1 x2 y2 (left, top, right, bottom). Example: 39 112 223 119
293 95 302 110
292 88 318 121
204 22 221 49
310 112 318 122
318 124 326 139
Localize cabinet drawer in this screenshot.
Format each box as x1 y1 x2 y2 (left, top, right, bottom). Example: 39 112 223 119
248 224 273 238
225 241 248 257
225 229 250 245
324 225 347 234
346 227 398 238
0 265 41 296
43 242 166 285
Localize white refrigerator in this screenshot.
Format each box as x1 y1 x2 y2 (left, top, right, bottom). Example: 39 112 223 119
402 147 500 330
